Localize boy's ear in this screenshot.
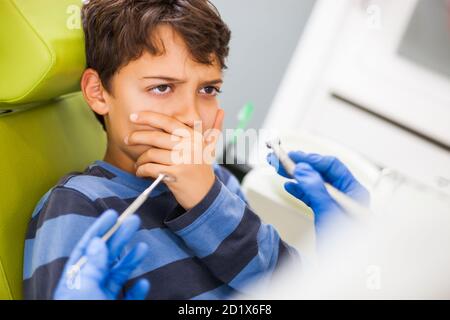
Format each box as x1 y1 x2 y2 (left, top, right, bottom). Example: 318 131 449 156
81 69 110 116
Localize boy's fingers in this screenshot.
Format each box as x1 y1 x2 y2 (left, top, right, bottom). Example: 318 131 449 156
135 148 175 167
130 112 191 137
126 130 181 150
135 162 172 179
204 108 224 145
212 108 224 132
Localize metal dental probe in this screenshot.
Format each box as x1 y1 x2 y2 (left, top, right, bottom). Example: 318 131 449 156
66 173 168 282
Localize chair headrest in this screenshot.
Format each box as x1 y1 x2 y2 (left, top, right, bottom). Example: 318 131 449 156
0 0 86 109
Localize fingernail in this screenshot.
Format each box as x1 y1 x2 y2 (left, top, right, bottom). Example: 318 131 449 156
130 113 138 122
124 136 129 145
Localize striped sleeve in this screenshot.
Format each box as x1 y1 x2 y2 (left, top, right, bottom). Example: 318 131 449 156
213 164 247 203
164 176 299 293
23 187 101 300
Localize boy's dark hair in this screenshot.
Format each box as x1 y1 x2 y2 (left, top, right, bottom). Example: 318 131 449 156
81 0 231 130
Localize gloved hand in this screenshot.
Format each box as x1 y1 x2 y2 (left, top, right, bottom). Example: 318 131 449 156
267 151 370 231
54 209 150 300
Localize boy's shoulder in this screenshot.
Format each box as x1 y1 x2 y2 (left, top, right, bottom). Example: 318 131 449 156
30 163 118 220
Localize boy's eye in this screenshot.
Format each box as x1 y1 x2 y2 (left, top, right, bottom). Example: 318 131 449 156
199 86 221 96
150 85 172 95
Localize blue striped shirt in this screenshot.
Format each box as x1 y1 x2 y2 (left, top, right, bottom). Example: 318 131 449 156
23 160 298 299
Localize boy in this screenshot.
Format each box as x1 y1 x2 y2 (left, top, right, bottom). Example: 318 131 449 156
23 0 298 299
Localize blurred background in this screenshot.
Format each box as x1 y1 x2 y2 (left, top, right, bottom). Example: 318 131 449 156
212 0 450 261
212 0 316 133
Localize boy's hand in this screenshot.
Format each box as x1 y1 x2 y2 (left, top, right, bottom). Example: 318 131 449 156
126 109 224 210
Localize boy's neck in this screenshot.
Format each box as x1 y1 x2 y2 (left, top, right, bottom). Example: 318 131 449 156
103 143 136 175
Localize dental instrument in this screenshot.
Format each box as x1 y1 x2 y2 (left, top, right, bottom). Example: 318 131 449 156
266 138 372 219
66 173 168 284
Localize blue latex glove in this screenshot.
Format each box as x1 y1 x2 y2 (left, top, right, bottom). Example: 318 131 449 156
267 151 370 230
54 209 150 300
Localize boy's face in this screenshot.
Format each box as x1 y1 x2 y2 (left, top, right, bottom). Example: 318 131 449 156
102 25 223 161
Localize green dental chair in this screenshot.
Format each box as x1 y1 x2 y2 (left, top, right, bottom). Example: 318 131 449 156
0 0 106 299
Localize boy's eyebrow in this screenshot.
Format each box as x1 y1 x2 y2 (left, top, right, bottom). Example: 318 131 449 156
141 76 187 83
200 79 223 86
141 76 223 86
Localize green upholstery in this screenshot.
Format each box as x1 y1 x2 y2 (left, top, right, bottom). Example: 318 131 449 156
0 0 106 299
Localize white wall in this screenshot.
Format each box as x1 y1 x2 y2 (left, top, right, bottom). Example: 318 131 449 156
211 0 316 132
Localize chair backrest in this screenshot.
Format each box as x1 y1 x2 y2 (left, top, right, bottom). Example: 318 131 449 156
0 0 106 299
